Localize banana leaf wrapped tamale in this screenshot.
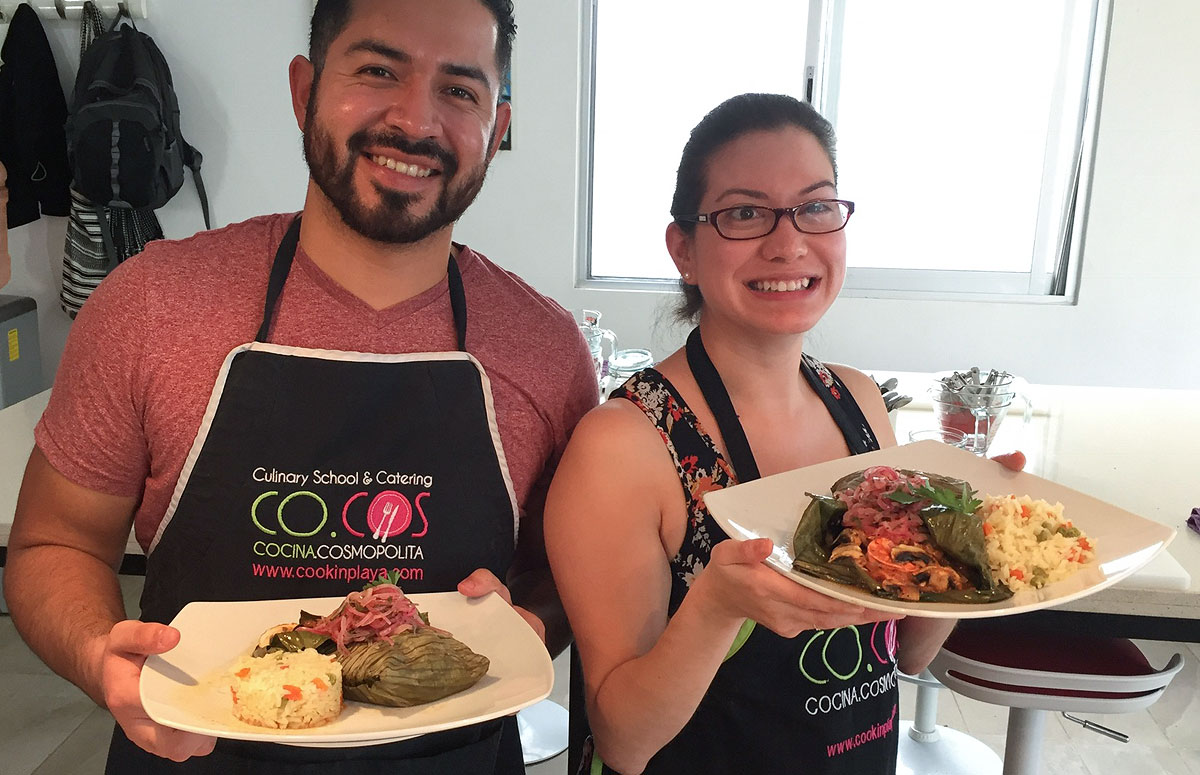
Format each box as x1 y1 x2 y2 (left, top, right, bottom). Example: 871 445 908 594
339 630 489 707
792 466 1013 603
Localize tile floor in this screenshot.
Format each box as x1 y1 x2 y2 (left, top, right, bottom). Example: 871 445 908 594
2 576 1197 774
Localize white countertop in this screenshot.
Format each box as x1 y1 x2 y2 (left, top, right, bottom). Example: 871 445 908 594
0 389 143 557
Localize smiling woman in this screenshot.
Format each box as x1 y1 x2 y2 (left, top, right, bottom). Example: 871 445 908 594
666 126 846 336
546 94 958 775
666 103 848 337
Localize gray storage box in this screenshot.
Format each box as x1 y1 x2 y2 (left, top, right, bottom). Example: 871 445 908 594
0 295 43 409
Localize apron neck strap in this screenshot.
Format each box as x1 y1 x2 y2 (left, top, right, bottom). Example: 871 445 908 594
255 216 301 343
256 215 469 351
685 327 761 483
446 252 468 352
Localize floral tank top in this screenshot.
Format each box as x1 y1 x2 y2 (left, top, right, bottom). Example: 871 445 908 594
589 355 899 775
616 355 879 611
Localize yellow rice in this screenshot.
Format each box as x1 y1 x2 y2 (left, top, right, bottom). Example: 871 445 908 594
229 648 343 729
980 494 1095 592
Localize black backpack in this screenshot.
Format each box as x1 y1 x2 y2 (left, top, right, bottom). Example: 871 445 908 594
65 11 210 238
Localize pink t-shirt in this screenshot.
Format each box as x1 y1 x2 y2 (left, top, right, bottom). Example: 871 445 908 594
36 213 598 552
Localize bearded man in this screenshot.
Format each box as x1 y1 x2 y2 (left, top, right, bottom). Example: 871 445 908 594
4 1 597 772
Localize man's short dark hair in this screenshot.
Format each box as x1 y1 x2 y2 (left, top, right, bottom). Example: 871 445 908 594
309 0 516 87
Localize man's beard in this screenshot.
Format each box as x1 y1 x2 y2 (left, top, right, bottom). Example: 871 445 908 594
303 106 493 244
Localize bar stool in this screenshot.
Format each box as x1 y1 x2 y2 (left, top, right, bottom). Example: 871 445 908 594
518 699 569 765
928 626 1184 775
897 670 1002 775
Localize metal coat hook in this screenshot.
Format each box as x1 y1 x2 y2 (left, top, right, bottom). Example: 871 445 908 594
96 1 149 19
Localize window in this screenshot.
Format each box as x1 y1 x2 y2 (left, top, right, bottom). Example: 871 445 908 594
581 0 1111 300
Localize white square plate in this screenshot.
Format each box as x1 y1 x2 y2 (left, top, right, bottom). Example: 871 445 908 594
140 591 553 746
702 440 1176 619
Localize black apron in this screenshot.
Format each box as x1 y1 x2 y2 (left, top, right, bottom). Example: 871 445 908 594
107 217 525 774
588 329 899 774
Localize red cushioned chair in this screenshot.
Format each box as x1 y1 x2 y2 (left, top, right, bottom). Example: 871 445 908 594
928 626 1184 775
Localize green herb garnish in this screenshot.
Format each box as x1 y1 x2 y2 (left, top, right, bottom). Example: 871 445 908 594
887 481 983 514
365 569 405 590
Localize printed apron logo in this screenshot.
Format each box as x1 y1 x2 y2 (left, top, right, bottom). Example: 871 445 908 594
798 620 899 716
247 466 435 585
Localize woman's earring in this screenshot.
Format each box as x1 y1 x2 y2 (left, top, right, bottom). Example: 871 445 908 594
682 272 692 283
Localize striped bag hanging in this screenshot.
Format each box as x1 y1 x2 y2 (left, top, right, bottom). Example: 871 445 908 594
61 185 163 317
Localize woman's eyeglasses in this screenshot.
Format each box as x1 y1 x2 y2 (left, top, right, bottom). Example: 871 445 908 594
677 199 855 240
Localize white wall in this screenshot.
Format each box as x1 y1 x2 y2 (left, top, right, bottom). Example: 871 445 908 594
4 0 1198 392
3 0 310 382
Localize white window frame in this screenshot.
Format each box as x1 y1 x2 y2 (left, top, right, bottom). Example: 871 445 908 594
576 0 1114 303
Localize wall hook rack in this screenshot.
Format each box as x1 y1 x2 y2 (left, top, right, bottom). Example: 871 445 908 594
0 1 149 23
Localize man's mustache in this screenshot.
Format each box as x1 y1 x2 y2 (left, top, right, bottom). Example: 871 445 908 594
349 130 458 177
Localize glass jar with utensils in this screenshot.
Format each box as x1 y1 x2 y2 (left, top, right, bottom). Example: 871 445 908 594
578 309 618 389
930 368 1032 455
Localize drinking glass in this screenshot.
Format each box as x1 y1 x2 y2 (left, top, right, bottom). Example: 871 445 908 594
908 428 971 449
930 388 1031 456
